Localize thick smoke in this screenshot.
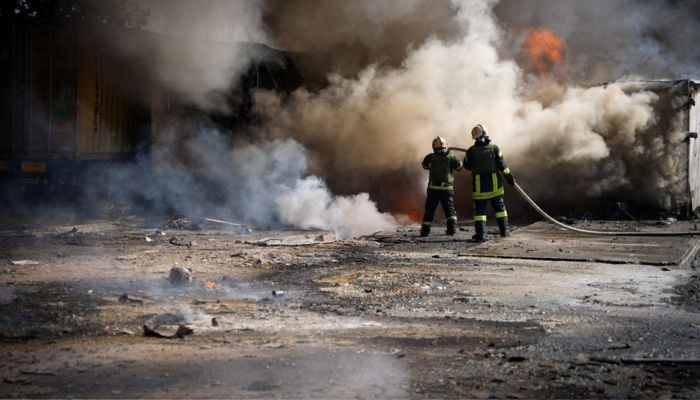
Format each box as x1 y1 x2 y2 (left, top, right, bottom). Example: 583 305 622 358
85 0 396 237
110 0 269 110
263 0 461 85
84 0 700 230
254 0 696 216
104 132 395 238
494 0 700 84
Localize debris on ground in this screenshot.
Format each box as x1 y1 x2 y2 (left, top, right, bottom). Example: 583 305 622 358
168 266 192 286
167 217 200 230
56 227 79 236
169 237 196 247
203 218 251 234
142 324 194 339
1 220 700 398
10 259 41 266
117 293 145 304
253 232 336 246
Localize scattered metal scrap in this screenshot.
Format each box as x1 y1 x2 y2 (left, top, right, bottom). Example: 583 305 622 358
142 324 193 339
203 217 251 234
253 232 336 246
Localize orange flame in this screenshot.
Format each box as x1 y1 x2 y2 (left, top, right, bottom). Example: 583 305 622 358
201 279 218 289
523 28 565 75
392 198 423 223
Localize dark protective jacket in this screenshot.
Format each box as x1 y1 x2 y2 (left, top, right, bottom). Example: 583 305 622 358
422 151 463 190
464 139 512 200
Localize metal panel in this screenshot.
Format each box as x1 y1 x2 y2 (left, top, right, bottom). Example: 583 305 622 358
0 21 14 155
48 26 78 155
0 23 78 158
75 37 146 160
28 24 52 155
689 84 700 216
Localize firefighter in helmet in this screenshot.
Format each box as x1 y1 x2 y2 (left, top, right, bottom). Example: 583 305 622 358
420 136 463 237
464 124 515 242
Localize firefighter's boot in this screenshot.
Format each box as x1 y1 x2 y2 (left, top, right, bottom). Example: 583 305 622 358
420 224 431 237
446 218 456 236
471 221 485 242
497 217 509 237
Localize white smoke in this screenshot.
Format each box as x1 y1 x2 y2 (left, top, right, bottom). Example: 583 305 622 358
229 138 396 237
276 177 396 238
109 131 396 238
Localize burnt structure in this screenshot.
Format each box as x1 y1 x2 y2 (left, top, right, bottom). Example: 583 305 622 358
0 19 302 197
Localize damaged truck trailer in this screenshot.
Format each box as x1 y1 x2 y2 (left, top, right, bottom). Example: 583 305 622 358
0 22 150 197
613 80 700 217
0 20 302 203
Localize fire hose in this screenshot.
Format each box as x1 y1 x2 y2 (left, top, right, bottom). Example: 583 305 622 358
448 146 700 236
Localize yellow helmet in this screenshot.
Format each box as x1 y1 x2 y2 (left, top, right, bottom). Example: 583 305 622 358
432 136 447 149
471 124 487 140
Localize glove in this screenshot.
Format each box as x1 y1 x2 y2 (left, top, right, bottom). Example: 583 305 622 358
505 173 515 186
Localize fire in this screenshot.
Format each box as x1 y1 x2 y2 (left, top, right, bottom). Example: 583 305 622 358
523 28 565 75
392 198 423 223
201 278 218 289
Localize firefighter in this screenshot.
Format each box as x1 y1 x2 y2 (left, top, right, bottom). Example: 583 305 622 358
420 136 463 237
464 124 515 242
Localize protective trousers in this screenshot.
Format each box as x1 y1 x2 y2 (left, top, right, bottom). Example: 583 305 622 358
473 196 508 240
421 189 458 236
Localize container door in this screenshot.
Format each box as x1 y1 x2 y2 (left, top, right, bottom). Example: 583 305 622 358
689 86 700 216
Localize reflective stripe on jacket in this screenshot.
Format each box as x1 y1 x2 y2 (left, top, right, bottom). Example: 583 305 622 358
422 151 463 190
464 141 511 200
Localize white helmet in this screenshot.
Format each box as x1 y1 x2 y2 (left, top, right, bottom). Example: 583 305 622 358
471 124 487 140
432 136 447 149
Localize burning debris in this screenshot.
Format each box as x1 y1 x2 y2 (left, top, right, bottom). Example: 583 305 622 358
200 279 219 289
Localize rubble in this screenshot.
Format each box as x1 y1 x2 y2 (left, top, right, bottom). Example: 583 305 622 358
169 237 196 247
167 217 200 230
142 324 193 339
168 266 192 286
1 220 699 398
117 293 145 304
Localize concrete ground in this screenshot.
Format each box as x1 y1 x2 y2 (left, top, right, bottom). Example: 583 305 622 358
1 217 699 398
